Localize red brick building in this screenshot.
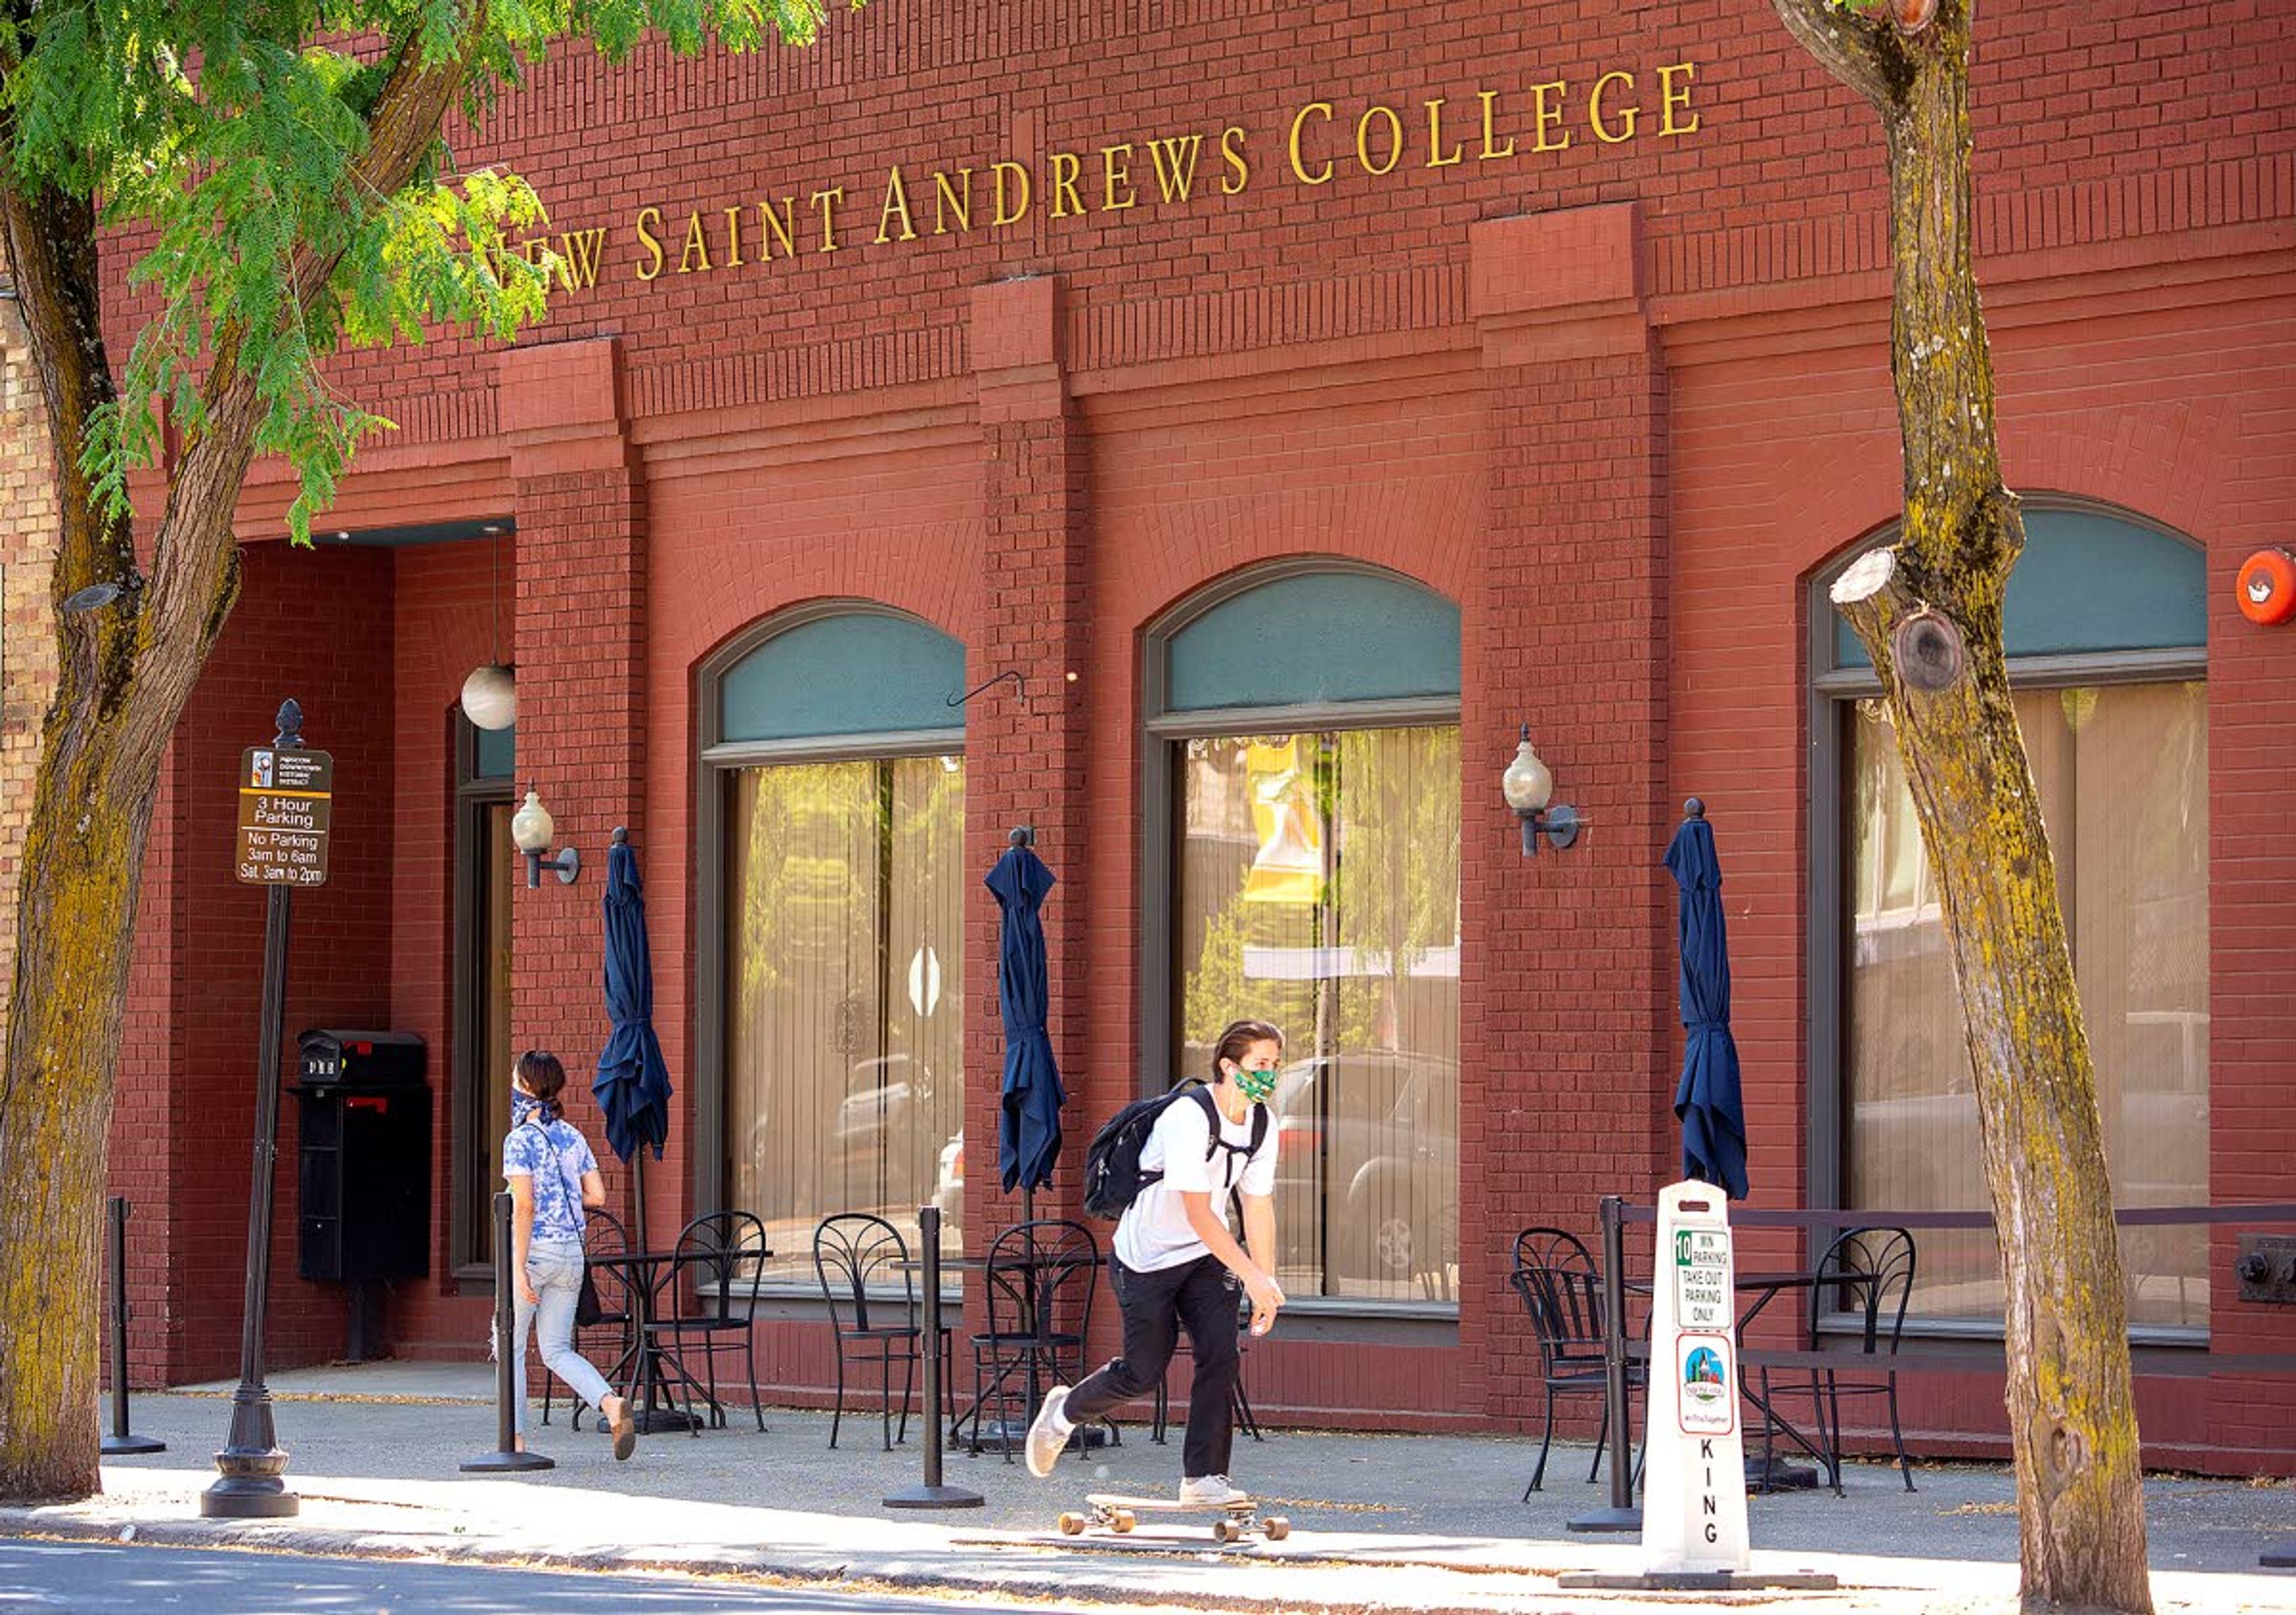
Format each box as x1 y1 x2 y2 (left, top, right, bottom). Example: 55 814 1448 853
53 1 2296 1472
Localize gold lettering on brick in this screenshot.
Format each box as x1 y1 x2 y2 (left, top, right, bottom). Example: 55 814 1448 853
1288 101 1335 185
633 206 664 282
758 197 796 260
677 209 712 273
991 160 1032 226
1477 90 1516 160
933 168 973 235
812 185 845 252
1147 135 1204 203
1659 62 1700 136
877 166 919 243
1589 72 1639 145
1532 81 1571 153
1220 125 1251 194
1049 151 1085 218
1424 98 1465 168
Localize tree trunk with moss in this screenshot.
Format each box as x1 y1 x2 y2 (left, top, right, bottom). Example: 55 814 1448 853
0 38 471 1503
1773 2 2151 1608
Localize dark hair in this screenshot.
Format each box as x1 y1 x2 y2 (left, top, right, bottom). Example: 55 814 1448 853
1210 1019 1285 1083
515 1049 568 1122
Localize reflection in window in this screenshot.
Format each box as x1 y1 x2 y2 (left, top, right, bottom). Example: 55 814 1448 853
726 756 966 1279
1843 683 2209 1327
1176 727 1460 1303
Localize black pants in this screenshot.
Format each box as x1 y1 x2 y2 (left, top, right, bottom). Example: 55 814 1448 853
1064 1254 1241 1480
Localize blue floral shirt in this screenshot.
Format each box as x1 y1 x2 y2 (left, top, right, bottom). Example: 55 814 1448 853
502 1095 597 1249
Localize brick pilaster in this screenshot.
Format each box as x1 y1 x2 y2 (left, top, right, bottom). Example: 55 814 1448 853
496 338 654 1234
1462 204 1674 1421
963 277 1092 1256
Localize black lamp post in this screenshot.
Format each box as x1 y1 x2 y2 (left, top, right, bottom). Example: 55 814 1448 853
202 700 306 1519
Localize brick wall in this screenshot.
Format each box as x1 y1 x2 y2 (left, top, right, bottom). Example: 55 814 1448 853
65 1 2296 1467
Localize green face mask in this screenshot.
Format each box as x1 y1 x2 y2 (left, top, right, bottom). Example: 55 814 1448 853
1230 1064 1278 1104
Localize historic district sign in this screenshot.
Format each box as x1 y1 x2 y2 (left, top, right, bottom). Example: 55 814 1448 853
235 747 334 887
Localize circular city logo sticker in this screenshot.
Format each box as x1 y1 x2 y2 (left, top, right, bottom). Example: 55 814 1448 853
1677 1334 1736 1435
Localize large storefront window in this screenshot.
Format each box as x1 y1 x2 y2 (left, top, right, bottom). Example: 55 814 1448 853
1153 564 1461 1308
726 756 965 1279
701 607 967 1282
1824 507 2209 1331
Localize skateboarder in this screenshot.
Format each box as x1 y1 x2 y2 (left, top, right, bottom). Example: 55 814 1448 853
1025 1019 1285 1503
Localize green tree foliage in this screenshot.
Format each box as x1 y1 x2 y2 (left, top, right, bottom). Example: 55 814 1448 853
0 0 845 1505
4 0 833 536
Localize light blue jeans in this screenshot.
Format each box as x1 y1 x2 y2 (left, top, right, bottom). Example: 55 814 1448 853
511 1241 615 1435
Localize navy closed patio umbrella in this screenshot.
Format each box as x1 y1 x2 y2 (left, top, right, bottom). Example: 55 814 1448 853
596 830 674 1231
986 834 1065 1205
1665 801 1748 1199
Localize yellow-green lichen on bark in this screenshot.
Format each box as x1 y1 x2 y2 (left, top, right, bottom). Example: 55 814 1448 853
1796 2 2152 1610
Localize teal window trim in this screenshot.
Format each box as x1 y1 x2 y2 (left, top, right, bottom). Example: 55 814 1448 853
1825 504 2207 671
1161 563 1461 715
716 606 967 744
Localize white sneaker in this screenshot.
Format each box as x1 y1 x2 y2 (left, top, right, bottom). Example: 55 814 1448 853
1178 1473 1249 1506
1024 1385 1074 1477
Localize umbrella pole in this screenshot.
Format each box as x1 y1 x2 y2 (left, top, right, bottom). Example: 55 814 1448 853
633 1153 648 1248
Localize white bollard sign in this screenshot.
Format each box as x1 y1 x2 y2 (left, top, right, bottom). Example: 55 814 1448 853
1641 1179 1750 1574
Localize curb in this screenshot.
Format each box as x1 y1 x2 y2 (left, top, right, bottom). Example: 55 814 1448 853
0 1507 1599 1615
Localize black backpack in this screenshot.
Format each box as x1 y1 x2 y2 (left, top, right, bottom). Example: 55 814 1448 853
1080 1082 1271 1222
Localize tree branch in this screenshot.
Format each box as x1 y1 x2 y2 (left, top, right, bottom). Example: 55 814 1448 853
128 9 491 765
1768 0 1901 111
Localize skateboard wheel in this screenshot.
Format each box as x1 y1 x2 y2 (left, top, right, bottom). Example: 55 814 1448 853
1112 1510 1136 1533
1263 1516 1290 1541
1058 1513 1085 1536
1213 1519 1241 1543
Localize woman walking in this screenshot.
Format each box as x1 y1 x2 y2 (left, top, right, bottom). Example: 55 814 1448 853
502 1049 636 1460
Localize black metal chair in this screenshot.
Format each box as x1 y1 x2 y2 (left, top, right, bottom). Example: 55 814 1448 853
542 1208 635 1430
812 1213 948 1451
1509 1226 1643 1497
644 1210 770 1434
1803 1226 1918 1492
966 1219 1101 1463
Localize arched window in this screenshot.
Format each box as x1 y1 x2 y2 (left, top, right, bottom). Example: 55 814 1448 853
697 605 968 1275
1812 504 2208 1334
1146 563 1463 1309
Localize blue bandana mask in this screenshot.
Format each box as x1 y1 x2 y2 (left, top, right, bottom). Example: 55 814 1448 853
511 1091 546 1125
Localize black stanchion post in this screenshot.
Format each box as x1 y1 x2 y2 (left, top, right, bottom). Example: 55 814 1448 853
1568 1193 1642 1533
886 1204 982 1509
100 1196 164 1457
463 1191 555 1473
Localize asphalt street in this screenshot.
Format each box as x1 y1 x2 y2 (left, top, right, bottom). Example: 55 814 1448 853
0 1540 1109 1614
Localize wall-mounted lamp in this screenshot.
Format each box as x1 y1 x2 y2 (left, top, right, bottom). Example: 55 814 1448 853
1501 725 1581 856
509 789 580 887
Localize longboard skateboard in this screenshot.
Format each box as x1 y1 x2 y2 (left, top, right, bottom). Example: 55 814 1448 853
1056 1492 1290 1544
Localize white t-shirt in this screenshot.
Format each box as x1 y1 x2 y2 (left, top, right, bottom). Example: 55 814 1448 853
1113 1088 1280 1273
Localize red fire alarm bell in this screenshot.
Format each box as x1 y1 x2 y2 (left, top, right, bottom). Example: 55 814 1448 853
2237 548 2296 627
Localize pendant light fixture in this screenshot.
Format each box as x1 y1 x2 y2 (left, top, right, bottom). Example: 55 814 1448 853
460 525 517 731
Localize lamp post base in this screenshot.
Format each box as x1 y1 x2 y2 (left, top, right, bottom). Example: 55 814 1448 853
1558 1570 1839 1592
200 1473 299 1518
1565 1504 1644 1534
459 1450 556 1473
884 1483 985 1510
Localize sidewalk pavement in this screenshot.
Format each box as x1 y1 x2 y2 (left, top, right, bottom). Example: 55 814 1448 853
5 1363 2291 1613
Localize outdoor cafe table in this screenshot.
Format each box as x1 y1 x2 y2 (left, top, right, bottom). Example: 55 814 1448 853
588 1244 774 1436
